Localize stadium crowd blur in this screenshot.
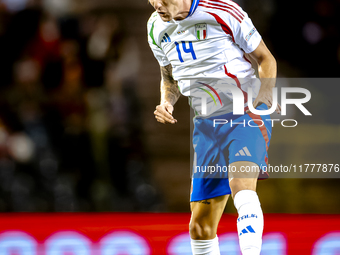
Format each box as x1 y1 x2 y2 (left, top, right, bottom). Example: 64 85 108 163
0 0 162 212
0 0 339 212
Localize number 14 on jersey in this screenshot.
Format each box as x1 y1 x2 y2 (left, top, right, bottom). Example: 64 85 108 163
175 41 197 63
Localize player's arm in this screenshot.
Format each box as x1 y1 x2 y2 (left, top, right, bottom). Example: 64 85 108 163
248 39 281 113
154 64 181 124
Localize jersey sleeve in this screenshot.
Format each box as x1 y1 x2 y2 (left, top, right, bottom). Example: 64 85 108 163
221 7 262 53
147 14 171 67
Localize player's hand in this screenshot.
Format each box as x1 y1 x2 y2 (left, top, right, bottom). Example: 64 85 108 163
246 88 281 114
154 101 177 124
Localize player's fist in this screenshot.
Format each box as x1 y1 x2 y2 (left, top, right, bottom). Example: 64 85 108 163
246 88 281 114
154 101 177 124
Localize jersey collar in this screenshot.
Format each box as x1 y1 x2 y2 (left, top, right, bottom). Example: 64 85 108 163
187 0 200 17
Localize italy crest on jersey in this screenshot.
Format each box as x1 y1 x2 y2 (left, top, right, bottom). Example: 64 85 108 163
195 23 207 40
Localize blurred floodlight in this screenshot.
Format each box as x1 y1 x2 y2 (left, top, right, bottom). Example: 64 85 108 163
303 22 323 45
7 133 35 163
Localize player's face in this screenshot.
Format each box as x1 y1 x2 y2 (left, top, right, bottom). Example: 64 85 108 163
149 0 183 22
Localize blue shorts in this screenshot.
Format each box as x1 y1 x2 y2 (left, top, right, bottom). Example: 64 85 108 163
190 104 272 202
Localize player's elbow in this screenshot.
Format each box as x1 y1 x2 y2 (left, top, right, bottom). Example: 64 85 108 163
258 52 277 78
268 53 277 68
268 53 277 75
258 50 276 67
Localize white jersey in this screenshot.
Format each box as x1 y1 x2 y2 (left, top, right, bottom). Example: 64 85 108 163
147 0 262 116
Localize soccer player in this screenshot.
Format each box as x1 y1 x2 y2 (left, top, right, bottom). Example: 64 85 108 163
147 0 280 254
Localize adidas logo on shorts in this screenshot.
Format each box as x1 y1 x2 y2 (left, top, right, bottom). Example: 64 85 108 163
235 147 252 157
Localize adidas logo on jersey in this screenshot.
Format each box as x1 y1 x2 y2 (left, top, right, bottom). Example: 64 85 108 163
235 147 252 157
161 33 171 43
239 225 256 236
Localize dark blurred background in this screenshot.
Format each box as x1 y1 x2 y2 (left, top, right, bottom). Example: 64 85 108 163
0 0 338 213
